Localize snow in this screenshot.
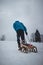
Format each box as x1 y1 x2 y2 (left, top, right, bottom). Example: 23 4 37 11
0 41 43 65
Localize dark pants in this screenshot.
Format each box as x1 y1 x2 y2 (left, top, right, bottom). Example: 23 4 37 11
17 29 25 48
35 37 41 42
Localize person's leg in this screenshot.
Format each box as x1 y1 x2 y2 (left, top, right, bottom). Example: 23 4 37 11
17 30 21 49
20 30 25 44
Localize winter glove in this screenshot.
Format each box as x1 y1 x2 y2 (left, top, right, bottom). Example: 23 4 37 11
26 32 28 35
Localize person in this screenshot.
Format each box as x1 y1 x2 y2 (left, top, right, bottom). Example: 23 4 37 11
13 20 28 50
35 29 41 42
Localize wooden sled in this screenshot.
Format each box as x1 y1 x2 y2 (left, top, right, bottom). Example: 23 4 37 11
20 43 38 53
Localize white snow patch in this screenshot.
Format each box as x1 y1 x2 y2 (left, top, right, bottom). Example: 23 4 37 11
0 41 43 65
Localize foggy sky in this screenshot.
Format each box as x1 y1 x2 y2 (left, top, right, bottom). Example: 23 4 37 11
0 0 43 41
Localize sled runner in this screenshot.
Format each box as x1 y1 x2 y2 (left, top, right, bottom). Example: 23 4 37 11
19 43 38 53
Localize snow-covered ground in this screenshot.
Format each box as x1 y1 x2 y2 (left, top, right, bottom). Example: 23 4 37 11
0 41 43 65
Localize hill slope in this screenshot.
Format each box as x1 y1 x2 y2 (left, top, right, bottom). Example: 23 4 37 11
0 41 43 65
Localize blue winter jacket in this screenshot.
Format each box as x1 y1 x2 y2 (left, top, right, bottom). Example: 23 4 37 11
13 21 27 33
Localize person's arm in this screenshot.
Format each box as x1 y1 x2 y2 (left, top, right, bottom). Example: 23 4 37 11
21 23 28 35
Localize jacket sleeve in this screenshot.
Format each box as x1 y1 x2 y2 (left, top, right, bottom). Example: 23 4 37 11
21 23 27 33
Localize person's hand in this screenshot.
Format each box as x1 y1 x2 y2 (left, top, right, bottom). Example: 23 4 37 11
26 32 28 35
